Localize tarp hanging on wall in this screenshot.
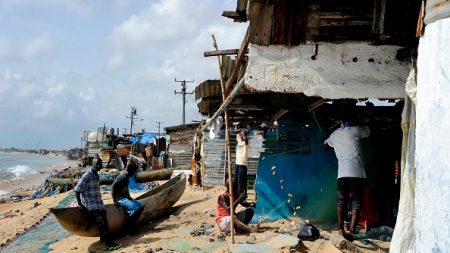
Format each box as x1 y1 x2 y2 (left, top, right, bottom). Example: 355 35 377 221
253 120 338 222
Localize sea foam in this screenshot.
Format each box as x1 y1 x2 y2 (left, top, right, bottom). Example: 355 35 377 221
7 165 38 178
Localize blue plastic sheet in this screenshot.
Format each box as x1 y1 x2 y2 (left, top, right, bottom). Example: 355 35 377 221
130 133 156 144
252 120 338 222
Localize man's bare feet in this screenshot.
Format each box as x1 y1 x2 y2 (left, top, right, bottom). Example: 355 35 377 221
339 230 354 242
251 221 261 233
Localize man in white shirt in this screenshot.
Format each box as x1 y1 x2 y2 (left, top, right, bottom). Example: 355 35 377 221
234 129 249 202
324 121 370 236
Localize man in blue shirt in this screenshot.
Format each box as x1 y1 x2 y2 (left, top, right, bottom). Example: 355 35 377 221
74 158 122 250
111 160 144 234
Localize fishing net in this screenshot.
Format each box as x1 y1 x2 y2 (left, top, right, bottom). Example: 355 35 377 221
1 194 82 252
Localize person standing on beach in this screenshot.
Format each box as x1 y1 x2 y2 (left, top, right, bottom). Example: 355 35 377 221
144 143 154 168
111 160 144 235
233 129 249 204
74 158 122 251
324 114 370 237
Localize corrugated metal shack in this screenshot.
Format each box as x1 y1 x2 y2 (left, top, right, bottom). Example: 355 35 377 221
201 129 264 188
196 0 422 224
165 123 199 168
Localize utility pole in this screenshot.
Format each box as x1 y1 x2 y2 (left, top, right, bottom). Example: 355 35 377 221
126 106 143 134
156 121 163 137
174 78 194 125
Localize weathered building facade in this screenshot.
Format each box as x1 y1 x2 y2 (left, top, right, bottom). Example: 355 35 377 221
193 0 448 251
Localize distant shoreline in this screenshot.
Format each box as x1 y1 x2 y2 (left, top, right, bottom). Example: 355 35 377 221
0 152 79 197
0 150 61 157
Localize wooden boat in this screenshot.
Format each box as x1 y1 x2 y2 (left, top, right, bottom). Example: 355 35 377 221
50 172 186 237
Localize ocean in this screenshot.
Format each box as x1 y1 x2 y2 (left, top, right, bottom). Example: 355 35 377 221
0 152 77 195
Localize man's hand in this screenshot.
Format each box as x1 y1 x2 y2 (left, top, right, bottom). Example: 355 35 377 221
237 192 247 201
77 203 87 213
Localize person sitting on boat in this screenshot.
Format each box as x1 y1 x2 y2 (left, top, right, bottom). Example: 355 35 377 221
216 179 260 234
93 154 103 170
74 158 123 251
111 160 145 234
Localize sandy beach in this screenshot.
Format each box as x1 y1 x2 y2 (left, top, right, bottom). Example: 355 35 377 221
0 178 391 253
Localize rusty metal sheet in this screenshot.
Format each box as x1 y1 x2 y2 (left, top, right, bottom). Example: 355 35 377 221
248 1 274 45
424 0 450 24
195 80 221 100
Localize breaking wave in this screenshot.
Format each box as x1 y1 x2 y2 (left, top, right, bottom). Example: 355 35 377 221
7 165 38 178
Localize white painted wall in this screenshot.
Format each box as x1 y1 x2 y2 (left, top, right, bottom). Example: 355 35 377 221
244 43 410 99
415 17 450 252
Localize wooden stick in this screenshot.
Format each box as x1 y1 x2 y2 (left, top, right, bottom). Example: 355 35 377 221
211 34 236 243
204 49 248 57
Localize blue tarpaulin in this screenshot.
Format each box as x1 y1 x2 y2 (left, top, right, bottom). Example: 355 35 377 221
252 120 338 222
130 133 156 145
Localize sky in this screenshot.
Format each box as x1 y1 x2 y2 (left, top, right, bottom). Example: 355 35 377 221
0 0 247 150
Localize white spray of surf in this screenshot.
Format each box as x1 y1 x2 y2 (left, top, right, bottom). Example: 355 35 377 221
7 165 38 178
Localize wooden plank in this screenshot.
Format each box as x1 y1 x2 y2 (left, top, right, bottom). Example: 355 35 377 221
236 0 247 14
248 1 273 45
204 49 239 57
200 78 246 133
224 28 249 96
222 11 248 22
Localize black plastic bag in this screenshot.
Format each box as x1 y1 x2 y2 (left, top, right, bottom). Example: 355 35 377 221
297 221 320 241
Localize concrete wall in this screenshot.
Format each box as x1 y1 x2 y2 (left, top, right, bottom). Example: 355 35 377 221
415 17 450 252
244 43 410 99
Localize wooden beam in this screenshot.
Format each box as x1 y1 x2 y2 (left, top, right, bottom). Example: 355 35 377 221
272 109 289 122
222 11 248 22
204 49 248 57
224 28 250 96
309 98 327 111
200 78 246 132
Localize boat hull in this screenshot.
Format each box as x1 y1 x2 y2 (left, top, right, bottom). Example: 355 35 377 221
51 173 186 237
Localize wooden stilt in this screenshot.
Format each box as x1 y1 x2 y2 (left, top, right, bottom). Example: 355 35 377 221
211 34 236 243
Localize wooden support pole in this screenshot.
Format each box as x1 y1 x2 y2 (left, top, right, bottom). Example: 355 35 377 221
211 34 236 243
203 29 250 243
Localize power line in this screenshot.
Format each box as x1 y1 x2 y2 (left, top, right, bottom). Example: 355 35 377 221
174 78 194 125
156 121 163 137
126 106 143 134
